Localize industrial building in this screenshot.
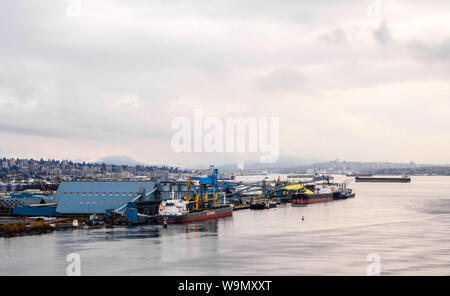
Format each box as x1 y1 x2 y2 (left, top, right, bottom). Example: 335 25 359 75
0 191 56 215
1 168 231 222
55 181 159 215
2 180 196 218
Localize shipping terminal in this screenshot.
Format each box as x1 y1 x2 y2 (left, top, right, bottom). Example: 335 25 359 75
0 166 376 236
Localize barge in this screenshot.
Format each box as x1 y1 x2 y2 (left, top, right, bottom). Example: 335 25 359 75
233 204 251 211
250 200 267 210
355 174 411 183
249 199 278 210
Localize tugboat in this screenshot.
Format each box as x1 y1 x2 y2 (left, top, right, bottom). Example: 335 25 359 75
333 188 356 200
268 200 278 208
250 199 267 210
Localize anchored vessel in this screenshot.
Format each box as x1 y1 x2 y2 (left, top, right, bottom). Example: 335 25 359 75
355 174 411 183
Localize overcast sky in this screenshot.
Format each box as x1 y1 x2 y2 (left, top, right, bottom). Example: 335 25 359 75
1 0 449 166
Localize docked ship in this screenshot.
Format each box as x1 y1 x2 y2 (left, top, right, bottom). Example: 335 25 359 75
355 174 411 183
155 199 233 224
291 183 340 204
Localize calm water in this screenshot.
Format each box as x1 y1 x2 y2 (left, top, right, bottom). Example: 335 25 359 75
1 175 450 276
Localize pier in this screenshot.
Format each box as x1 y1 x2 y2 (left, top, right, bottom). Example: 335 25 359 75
0 167 360 236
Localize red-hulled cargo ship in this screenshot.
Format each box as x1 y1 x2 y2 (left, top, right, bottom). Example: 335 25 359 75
291 192 334 204
155 199 233 224
291 183 339 204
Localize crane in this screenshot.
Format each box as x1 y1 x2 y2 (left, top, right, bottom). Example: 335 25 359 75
185 177 192 202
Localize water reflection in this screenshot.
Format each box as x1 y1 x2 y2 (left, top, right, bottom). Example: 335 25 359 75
50 219 220 245
416 199 450 215
181 219 219 235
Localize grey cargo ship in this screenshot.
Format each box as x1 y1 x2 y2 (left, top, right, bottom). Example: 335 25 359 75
355 174 411 183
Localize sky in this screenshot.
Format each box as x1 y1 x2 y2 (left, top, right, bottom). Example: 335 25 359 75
0 0 449 167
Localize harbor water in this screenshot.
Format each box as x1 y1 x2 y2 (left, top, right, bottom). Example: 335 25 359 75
1 175 450 275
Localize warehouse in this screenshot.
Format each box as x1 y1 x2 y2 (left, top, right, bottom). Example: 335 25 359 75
55 181 158 215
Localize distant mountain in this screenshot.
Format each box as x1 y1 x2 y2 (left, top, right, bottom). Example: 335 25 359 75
97 155 145 166
215 155 326 171
214 157 432 173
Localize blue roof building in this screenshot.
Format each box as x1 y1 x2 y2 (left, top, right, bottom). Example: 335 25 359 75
55 182 158 214
13 204 58 217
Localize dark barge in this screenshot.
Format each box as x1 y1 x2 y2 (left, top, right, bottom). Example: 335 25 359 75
355 175 411 183
291 192 334 204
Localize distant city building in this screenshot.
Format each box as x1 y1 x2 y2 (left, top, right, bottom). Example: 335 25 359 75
0 157 185 184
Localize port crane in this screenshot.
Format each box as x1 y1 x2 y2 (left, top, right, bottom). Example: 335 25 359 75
182 168 241 210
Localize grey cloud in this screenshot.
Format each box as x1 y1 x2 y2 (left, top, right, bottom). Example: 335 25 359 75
1 1 450 164
408 39 450 61
0 123 65 139
0 107 172 141
373 21 391 46
109 0 362 24
319 29 347 45
254 68 310 93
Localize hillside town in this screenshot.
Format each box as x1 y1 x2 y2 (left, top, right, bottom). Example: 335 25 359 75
0 157 184 183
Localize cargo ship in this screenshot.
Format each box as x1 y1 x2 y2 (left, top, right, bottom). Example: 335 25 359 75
355 174 411 183
292 192 333 204
155 199 233 224
291 183 340 205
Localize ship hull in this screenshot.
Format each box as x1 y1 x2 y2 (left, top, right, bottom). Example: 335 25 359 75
155 205 233 224
355 177 411 183
333 192 356 200
291 193 333 204
250 203 266 210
